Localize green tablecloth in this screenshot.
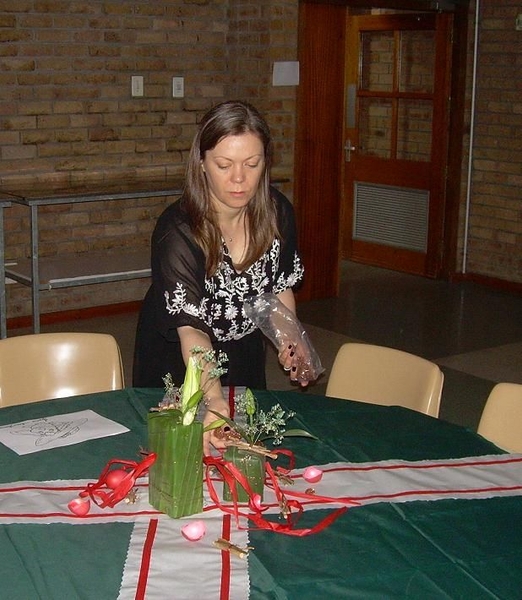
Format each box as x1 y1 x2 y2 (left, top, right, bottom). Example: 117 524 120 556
0 388 520 599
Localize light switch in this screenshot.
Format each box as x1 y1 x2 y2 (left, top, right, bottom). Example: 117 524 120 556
172 76 184 98
131 75 144 97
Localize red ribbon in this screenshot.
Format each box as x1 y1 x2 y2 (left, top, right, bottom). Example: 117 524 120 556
79 453 157 509
213 387 355 535
204 449 356 537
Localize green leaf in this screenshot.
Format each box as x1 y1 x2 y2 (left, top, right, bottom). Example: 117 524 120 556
203 418 227 432
244 388 256 416
182 389 203 426
148 418 204 518
149 408 183 423
208 409 235 428
282 429 318 440
184 390 204 412
208 409 247 441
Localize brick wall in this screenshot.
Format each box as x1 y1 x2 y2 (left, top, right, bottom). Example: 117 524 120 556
227 0 298 178
462 0 522 282
1 0 298 320
0 0 519 323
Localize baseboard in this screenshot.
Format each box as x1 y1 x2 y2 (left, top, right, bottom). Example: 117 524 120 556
7 300 143 331
7 269 520 330
450 272 522 295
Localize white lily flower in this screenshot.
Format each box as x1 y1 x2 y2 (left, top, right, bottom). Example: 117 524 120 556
181 355 202 426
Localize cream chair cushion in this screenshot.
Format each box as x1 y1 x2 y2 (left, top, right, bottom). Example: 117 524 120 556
477 383 522 453
326 342 444 417
0 332 124 407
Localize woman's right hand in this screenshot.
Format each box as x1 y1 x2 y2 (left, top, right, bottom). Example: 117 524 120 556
202 396 230 455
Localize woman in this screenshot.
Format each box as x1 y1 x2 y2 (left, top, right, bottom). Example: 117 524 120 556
133 100 305 452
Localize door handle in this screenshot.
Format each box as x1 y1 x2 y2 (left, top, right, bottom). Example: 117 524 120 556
344 140 356 162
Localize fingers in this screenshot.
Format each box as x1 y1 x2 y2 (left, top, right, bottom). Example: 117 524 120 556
278 343 296 372
280 343 303 374
203 431 211 456
290 363 306 384
281 343 315 386
203 410 230 456
203 430 228 456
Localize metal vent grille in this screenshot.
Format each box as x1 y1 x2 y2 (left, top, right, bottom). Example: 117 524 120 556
353 182 429 252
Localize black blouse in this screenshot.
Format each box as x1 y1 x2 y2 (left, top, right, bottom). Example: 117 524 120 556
151 187 304 344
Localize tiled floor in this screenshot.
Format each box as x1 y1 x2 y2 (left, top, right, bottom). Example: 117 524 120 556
9 261 522 432
298 261 522 430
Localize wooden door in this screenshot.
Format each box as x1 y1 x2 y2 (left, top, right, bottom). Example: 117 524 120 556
294 2 346 301
342 13 453 276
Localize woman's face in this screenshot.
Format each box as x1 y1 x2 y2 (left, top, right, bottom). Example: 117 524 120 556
201 132 265 213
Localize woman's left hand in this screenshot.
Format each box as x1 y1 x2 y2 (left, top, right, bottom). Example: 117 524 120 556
278 342 310 387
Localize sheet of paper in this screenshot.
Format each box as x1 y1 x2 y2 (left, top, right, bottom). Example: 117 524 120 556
0 410 130 455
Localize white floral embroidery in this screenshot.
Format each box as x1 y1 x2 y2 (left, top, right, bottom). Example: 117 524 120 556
274 252 305 294
165 284 209 320
164 283 186 314
224 303 238 321
164 239 304 342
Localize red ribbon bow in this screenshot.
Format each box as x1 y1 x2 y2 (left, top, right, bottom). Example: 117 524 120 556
71 452 157 512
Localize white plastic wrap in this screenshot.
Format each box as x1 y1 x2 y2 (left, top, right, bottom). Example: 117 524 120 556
244 293 325 384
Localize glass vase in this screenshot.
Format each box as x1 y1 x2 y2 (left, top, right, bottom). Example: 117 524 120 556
223 446 266 503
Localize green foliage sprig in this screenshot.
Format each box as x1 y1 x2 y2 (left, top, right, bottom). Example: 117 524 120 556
212 388 316 447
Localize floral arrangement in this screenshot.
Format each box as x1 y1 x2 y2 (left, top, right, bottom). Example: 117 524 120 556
149 347 316 513
212 387 316 454
147 346 227 519
207 388 316 503
157 346 228 427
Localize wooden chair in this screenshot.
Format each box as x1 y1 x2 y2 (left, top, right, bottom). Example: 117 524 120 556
326 342 444 417
477 383 522 453
0 332 124 407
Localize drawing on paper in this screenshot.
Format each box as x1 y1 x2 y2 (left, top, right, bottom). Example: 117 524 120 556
0 409 130 456
8 416 89 446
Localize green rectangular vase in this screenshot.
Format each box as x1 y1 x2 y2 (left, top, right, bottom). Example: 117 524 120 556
148 410 204 518
223 446 266 503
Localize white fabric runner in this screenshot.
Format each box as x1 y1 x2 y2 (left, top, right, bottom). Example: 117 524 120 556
1 453 521 599
0 480 156 524
281 453 522 508
118 514 250 600
0 479 250 600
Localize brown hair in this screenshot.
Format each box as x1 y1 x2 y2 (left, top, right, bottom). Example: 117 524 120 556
182 100 278 276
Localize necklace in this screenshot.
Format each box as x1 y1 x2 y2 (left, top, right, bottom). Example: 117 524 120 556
221 217 245 244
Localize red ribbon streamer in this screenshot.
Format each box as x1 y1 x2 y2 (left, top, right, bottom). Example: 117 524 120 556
135 517 158 600
204 449 355 536
212 386 354 535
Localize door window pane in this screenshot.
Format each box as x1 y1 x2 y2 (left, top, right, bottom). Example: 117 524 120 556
359 98 392 159
360 31 394 92
399 30 435 93
397 99 433 161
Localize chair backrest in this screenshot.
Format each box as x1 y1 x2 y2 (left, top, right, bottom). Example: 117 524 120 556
0 332 124 407
326 342 444 417
477 383 522 453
